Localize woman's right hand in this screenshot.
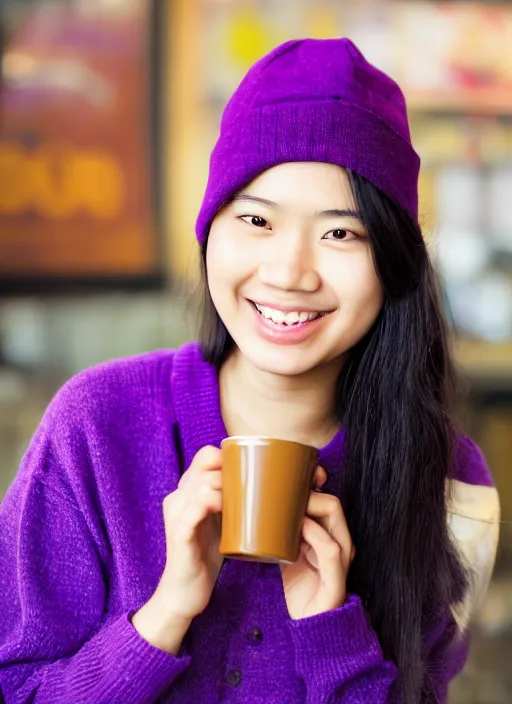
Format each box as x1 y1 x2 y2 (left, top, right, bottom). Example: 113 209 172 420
132 445 223 654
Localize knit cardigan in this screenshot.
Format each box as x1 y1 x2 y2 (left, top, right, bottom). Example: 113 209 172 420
0 342 499 703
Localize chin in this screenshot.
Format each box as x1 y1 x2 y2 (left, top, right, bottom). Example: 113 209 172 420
240 343 325 378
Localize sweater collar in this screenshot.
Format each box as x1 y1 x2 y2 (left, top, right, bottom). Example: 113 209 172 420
171 342 227 470
171 342 345 486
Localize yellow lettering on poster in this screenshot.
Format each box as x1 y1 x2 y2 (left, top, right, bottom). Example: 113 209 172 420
32 146 78 219
0 143 125 219
75 151 124 219
0 144 29 212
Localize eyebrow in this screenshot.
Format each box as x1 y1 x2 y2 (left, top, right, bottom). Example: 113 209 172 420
232 194 277 207
317 208 362 219
232 194 362 220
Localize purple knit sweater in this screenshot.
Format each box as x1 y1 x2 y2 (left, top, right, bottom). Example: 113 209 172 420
0 342 494 704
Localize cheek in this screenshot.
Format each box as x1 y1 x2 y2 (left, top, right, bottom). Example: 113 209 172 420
206 224 251 301
326 250 383 314
207 231 236 278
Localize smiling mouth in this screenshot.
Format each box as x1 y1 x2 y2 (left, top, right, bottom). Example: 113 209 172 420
252 301 331 326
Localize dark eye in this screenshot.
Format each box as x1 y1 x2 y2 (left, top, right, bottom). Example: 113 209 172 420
241 215 268 228
323 228 353 241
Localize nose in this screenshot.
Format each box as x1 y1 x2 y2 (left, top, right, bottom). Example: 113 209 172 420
257 235 320 293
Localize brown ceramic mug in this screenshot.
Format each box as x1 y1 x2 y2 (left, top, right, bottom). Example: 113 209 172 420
219 436 319 563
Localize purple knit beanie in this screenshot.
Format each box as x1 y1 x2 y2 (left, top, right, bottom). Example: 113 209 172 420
196 38 420 244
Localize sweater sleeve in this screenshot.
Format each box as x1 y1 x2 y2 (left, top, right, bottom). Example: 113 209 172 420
0 381 190 704
287 594 468 703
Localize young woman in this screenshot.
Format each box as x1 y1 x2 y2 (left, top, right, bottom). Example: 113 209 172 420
0 38 500 704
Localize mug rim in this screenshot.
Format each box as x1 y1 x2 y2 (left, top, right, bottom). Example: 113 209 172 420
221 435 319 454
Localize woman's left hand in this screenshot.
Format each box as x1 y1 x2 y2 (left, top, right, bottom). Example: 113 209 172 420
281 467 355 621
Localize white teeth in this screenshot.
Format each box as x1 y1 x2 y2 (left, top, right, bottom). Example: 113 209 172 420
254 303 321 325
285 312 300 325
257 305 274 320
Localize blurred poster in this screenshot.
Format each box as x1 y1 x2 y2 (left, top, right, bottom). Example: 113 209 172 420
390 2 512 111
200 0 349 106
0 0 162 291
200 0 512 114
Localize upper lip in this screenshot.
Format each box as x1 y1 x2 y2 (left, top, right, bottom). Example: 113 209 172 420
249 299 333 314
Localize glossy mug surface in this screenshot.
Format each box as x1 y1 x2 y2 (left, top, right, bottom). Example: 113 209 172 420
219 436 319 563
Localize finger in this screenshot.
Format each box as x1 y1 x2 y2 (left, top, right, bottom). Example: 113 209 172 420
163 478 222 536
178 445 222 489
186 469 223 494
306 492 354 570
302 517 344 594
177 486 223 541
312 466 327 490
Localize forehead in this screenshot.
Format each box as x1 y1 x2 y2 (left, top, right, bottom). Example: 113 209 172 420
238 162 356 211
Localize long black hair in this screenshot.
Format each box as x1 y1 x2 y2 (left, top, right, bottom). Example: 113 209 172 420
198 170 468 703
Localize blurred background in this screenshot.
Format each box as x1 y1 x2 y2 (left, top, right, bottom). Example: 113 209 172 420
0 0 511 700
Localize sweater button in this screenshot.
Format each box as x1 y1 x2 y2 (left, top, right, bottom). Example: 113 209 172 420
225 669 242 687
248 627 263 643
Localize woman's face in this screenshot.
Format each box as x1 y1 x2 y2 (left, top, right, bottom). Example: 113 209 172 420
207 162 383 377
